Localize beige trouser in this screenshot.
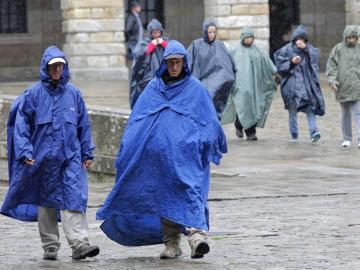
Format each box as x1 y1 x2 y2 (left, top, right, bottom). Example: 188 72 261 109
38 206 90 251
161 218 207 244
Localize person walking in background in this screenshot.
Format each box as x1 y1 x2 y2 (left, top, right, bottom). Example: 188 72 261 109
97 40 227 260
221 27 278 141
125 1 144 60
129 18 168 108
326 25 360 148
0 46 99 261
187 20 236 119
274 25 325 142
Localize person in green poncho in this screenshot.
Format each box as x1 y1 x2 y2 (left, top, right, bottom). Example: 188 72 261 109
222 27 278 140
326 25 360 148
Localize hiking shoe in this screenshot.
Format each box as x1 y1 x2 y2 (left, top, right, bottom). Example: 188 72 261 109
190 238 210 259
246 134 258 141
310 132 321 143
235 129 243 138
342 140 351 147
72 244 99 260
160 244 182 259
43 246 58 260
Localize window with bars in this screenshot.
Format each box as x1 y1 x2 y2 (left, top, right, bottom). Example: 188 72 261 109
126 0 164 30
0 0 27 33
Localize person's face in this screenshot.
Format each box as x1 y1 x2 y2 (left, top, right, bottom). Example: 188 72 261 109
166 58 184 77
48 63 64 81
207 26 216 42
295 38 306 49
152 29 162 39
132 5 141 13
243 37 254 46
346 36 357 47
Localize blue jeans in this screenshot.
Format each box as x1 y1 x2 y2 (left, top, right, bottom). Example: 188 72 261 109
288 102 319 139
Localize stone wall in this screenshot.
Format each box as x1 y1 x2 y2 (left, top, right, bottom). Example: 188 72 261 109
300 0 346 70
346 0 360 24
0 0 64 81
0 95 129 183
61 0 128 80
204 0 270 52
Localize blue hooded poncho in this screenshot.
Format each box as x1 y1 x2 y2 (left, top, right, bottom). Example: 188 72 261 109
274 25 325 116
96 40 227 246
1 46 95 221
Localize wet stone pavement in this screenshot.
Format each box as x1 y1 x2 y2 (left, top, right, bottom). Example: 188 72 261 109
1 76 360 269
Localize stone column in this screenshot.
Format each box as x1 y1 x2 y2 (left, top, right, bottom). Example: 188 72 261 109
204 0 270 52
61 0 128 80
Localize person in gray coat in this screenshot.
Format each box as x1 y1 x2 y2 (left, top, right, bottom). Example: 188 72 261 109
326 25 360 148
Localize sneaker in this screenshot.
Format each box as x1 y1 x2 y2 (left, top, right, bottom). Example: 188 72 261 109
310 132 321 143
72 244 100 260
342 140 351 147
43 246 58 260
235 129 243 138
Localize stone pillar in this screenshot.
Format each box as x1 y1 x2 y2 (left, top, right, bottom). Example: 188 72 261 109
346 0 360 25
204 0 270 52
61 0 128 80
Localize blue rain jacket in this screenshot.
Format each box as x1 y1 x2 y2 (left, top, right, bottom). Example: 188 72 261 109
96 40 227 246
1 46 95 221
274 25 325 116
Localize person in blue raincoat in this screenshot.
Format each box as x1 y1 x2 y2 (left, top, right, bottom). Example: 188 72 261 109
97 40 227 260
129 18 168 108
187 20 236 119
1 46 99 261
274 25 325 142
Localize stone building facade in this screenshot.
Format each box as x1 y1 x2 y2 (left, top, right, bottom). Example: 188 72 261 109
0 0 359 81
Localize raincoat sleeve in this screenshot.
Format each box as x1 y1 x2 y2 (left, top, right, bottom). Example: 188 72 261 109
274 46 295 75
187 42 195 72
14 92 35 161
77 95 95 161
325 46 339 87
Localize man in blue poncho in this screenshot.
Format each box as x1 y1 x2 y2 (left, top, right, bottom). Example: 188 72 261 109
97 40 227 259
274 25 325 142
1 46 99 261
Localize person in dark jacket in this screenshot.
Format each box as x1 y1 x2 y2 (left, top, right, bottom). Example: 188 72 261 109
97 40 227 260
0 46 99 261
274 25 325 142
187 20 236 119
125 1 144 59
129 18 168 108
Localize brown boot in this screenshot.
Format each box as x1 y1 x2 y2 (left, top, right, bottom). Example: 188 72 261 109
160 219 182 259
188 229 209 259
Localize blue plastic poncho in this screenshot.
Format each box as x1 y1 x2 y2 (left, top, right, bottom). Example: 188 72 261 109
274 25 325 116
1 46 95 221
96 40 227 246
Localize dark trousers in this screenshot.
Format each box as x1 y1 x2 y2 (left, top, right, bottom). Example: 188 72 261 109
235 116 256 136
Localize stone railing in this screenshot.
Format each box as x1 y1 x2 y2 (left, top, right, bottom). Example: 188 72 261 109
0 95 129 182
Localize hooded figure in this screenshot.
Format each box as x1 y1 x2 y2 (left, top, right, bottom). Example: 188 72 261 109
129 18 168 109
125 1 144 59
326 25 360 147
187 21 236 118
97 40 227 259
1 46 99 260
221 27 277 140
274 25 325 141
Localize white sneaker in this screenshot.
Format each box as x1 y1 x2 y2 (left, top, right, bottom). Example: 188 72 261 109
342 140 351 147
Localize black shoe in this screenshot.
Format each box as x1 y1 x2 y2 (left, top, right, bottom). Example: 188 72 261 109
72 244 100 260
246 134 258 141
235 129 243 138
43 246 58 260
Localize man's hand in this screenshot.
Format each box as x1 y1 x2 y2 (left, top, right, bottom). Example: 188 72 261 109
24 158 35 166
292 56 302 65
83 160 92 169
331 84 338 92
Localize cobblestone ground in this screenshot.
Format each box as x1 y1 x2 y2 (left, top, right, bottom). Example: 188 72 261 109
1 76 360 269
